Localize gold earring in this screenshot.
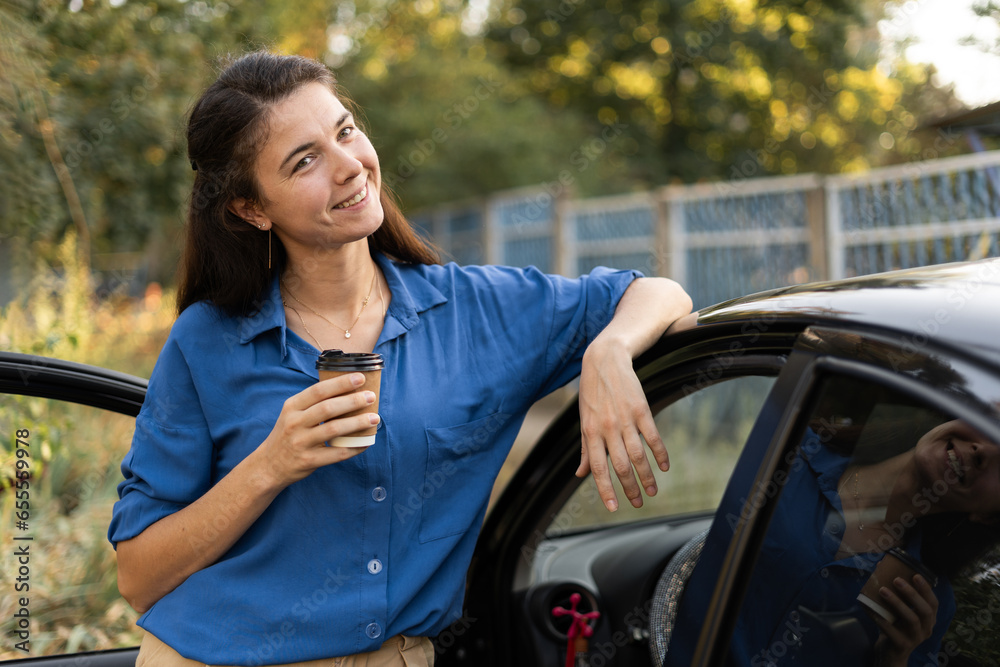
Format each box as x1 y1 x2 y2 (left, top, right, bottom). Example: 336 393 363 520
268 228 272 270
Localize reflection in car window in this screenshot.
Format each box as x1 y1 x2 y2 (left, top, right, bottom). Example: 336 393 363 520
546 375 776 536
0 396 140 658
729 375 1000 667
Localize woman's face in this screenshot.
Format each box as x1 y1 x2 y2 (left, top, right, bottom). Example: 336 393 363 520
238 82 384 255
914 420 1000 521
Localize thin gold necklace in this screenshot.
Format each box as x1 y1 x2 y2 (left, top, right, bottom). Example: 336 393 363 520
284 301 322 349
282 268 377 339
376 269 386 318
837 466 865 532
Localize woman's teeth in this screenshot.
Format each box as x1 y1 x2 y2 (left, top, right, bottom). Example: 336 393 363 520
948 447 965 482
335 186 366 208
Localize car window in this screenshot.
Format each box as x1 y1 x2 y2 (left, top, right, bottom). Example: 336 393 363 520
0 394 140 659
728 373 1000 667
546 374 777 536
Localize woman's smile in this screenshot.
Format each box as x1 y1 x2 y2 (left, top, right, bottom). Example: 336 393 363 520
334 183 369 209
946 441 966 484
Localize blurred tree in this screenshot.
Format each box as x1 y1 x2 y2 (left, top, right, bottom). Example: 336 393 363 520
0 0 269 281
0 0 974 285
320 0 626 211
968 0 1000 53
0 0 69 255
484 0 966 190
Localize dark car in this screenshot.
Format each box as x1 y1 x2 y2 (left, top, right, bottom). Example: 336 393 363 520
4 258 1000 667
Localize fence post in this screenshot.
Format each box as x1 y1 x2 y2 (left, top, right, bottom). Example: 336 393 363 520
657 185 685 282
432 208 448 259
482 196 501 265
825 179 845 280
805 184 828 281
554 189 574 276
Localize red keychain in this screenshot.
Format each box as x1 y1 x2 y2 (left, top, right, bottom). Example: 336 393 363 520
552 593 601 667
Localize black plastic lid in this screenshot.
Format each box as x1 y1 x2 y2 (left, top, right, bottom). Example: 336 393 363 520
316 349 384 372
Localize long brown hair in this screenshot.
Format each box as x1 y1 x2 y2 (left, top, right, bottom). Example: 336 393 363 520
177 51 439 317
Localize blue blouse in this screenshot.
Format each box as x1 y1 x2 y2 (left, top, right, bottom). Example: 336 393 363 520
108 255 639 665
729 434 955 666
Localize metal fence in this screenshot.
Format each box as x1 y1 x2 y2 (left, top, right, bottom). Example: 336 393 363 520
412 150 1000 309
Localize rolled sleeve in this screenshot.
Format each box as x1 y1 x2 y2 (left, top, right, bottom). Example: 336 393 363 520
539 266 642 397
108 338 214 548
108 417 214 546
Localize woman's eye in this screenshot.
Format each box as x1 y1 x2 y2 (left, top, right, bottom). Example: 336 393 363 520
294 155 315 172
339 126 355 139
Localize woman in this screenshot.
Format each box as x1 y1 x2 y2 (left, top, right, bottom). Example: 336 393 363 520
108 51 692 666
730 416 1000 667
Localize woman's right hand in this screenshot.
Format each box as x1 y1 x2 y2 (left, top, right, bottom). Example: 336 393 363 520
872 574 939 667
258 372 381 487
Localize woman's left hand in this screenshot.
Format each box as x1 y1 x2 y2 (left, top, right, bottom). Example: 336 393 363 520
577 339 668 511
872 574 939 667
575 277 691 512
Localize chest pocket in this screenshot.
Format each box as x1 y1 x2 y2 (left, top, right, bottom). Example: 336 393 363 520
418 411 510 544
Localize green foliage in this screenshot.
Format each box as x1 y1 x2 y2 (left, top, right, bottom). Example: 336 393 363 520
971 1 1000 54
945 554 1000 665
0 234 175 658
331 1 627 210
0 0 270 276
485 0 966 186
0 397 142 658
0 0 974 271
0 233 174 373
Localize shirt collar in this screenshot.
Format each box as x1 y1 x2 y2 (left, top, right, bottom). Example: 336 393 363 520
237 273 286 347
235 252 449 350
375 252 447 344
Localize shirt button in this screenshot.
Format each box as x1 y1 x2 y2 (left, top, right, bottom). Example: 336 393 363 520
366 622 382 639
372 486 387 502
367 558 383 574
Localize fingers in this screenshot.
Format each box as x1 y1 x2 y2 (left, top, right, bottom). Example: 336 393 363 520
639 410 670 473
268 375 380 474
874 575 939 648
621 426 657 505
300 373 367 405
301 389 376 427
575 443 591 478
584 435 620 512
608 431 644 508
582 424 660 512
892 575 938 627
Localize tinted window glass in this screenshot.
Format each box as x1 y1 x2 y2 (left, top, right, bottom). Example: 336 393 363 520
0 395 139 658
546 374 776 536
729 374 1000 667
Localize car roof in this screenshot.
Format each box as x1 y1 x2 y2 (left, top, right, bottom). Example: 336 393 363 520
694 257 1000 364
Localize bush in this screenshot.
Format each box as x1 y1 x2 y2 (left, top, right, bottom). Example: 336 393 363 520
0 234 174 658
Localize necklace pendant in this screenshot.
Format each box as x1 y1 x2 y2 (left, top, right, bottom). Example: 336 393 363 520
344 331 351 339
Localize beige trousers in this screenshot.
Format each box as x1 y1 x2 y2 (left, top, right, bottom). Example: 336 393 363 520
136 631 435 667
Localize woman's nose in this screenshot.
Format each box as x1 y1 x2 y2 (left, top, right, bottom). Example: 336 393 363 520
972 441 999 469
330 145 363 184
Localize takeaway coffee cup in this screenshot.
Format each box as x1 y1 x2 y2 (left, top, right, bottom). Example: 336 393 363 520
857 547 938 624
316 349 384 448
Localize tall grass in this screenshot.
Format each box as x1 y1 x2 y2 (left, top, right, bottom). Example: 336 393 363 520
0 234 174 373
0 234 175 659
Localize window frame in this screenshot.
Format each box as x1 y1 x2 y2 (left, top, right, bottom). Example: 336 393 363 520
0 352 146 666
687 325 1000 667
